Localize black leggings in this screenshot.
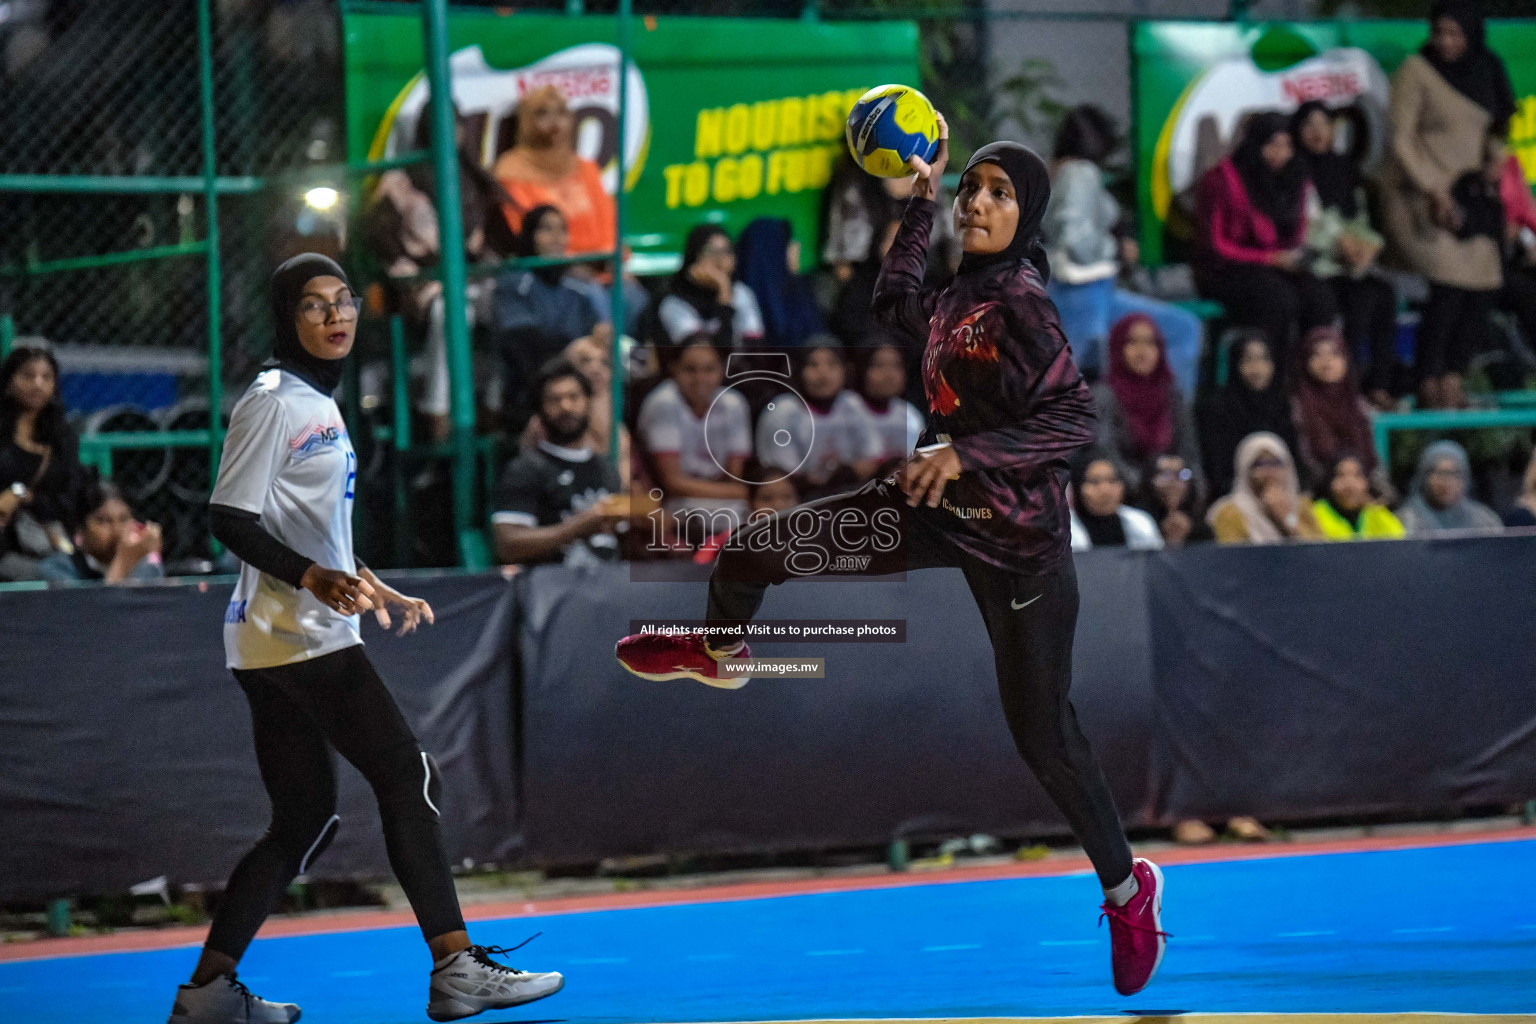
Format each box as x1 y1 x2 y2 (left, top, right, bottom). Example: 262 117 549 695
707 479 1134 889
1332 275 1399 394
1194 262 1338 356
206 645 465 960
1418 283 1495 380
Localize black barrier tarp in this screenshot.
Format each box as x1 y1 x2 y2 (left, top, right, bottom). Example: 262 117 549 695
1147 535 1536 824
514 553 1154 865
0 574 517 901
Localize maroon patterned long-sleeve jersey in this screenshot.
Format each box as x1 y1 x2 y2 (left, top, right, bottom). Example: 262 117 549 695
872 197 1096 574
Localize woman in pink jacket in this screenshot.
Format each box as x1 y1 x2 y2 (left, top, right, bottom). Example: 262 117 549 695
1194 111 1337 361
1498 152 1536 364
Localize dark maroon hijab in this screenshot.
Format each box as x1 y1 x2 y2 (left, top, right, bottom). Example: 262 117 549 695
1294 325 1377 474
1106 313 1175 459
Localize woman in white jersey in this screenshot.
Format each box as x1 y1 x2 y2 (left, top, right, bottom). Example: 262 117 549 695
168 255 563 1024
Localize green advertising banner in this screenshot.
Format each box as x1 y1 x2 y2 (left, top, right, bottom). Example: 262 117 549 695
1133 19 1536 266
342 7 920 272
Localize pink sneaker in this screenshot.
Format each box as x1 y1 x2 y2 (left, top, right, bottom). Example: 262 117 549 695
615 632 751 689
1100 858 1168 996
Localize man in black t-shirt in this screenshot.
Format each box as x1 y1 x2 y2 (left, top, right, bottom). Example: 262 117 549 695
492 357 625 566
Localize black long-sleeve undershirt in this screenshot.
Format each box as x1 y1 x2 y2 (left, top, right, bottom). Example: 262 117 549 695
209 503 313 589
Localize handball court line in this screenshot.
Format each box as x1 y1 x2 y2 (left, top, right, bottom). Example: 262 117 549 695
4 824 1533 964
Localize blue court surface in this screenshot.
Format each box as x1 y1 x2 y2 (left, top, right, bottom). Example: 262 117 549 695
4 839 1536 1024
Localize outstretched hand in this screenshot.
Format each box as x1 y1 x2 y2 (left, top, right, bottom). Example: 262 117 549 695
359 566 435 637
907 112 949 202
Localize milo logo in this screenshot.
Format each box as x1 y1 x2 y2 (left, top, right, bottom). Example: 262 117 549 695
372 43 650 194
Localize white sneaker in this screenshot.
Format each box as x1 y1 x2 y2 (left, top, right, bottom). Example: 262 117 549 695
167 974 300 1024
427 945 565 1022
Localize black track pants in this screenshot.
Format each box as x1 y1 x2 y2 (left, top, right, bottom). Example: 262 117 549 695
706 479 1135 889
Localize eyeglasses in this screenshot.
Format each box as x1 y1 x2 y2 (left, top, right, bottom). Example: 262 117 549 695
298 295 362 325
1155 467 1194 482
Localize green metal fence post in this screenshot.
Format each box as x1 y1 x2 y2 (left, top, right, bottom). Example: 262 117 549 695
610 0 632 460
421 0 479 567
197 0 225 490
0 313 13 360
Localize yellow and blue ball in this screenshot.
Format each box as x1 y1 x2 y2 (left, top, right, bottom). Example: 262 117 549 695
844 84 940 179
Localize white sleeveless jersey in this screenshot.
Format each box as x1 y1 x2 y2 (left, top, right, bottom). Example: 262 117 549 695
211 368 360 670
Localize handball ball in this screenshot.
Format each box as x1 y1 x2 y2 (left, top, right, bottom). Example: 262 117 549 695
845 84 940 178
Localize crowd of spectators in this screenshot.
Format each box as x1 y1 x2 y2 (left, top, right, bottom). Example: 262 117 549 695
486 0 1536 568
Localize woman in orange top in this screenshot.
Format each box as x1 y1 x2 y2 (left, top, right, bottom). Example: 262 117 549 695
494 85 616 256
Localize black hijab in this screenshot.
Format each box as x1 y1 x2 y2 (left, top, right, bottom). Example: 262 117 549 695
955 142 1052 282
1422 0 1517 136
516 205 567 285
270 253 350 395
670 223 733 312
1070 452 1128 548
1290 101 1358 218
1232 111 1306 240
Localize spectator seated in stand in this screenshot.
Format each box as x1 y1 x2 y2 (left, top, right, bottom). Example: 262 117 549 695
365 102 511 442
1290 101 1402 409
1042 104 1202 394
1090 314 1202 494
736 218 826 349
39 481 164 584
1 345 85 582
1069 451 1163 552
756 336 882 501
493 84 615 256
1397 439 1503 535
488 205 604 431
1312 454 1405 541
1197 331 1300 500
1291 325 1382 491
636 335 752 544
856 333 925 472
652 224 765 351
521 332 630 483
1194 111 1337 355
492 357 626 568
1208 431 1324 544
749 474 799 522
1137 453 1214 549
822 150 955 343
1506 448 1536 529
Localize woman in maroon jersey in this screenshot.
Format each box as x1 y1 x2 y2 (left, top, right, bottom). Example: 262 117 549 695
615 117 1167 996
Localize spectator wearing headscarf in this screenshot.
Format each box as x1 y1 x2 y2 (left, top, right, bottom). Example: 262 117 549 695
1312 454 1404 541
1042 105 1203 395
1195 111 1337 354
1291 325 1379 490
1397 439 1502 534
1290 101 1400 407
1196 331 1300 499
652 224 764 350
1137 452 1214 549
1207 432 1324 544
735 218 826 349
488 205 604 431
1378 0 1513 409
1069 451 1163 552
494 85 615 255
1090 313 1201 494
